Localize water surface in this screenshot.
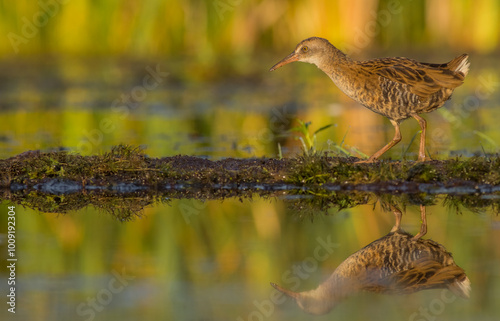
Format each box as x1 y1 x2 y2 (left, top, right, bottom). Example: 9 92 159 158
0 56 499 159
0 196 499 320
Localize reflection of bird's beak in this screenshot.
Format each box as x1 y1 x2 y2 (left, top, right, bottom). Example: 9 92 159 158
269 52 299 71
270 282 300 299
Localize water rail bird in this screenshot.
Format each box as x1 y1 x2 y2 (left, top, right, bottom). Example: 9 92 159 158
270 205 470 315
270 37 469 162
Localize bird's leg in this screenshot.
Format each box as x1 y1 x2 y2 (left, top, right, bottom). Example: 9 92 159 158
411 114 428 161
389 204 402 233
412 205 427 240
356 120 401 163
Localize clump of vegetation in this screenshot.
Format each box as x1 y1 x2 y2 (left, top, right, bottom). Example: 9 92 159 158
405 162 441 182
2 144 500 216
286 120 333 156
284 120 367 159
444 156 500 185
0 144 288 188
2 144 500 189
2 145 156 185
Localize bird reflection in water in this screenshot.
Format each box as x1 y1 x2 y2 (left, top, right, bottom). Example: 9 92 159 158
271 205 470 315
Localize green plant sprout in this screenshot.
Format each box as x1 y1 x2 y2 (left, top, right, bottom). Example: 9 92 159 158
290 120 333 156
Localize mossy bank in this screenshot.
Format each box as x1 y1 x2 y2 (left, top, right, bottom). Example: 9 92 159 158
1 145 500 190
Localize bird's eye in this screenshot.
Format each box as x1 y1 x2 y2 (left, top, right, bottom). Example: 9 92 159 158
302 46 309 52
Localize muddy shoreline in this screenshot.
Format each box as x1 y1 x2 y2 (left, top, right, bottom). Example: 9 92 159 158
1 145 500 215
1 145 500 191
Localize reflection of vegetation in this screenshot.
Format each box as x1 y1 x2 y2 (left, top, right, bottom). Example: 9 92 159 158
6 190 157 221
285 190 370 219
287 190 500 217
444 194 500 214
3 181 500 218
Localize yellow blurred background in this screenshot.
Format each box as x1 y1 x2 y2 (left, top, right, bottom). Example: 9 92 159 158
1 0 499 58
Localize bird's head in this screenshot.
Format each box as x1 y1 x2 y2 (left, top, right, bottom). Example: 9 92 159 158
270 37 334 72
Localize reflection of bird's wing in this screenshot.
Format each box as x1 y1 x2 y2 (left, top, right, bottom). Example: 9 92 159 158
360 257 469 297
366 57 466 99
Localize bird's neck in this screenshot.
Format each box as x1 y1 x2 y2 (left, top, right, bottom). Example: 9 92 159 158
297 273 355 315
312 47 359 98
314 46 353 77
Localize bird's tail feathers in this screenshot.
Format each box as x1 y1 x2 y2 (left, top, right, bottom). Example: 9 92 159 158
448 54 470 77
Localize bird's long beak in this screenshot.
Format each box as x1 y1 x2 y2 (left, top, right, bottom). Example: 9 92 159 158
270 282 300 299
269 52 299 71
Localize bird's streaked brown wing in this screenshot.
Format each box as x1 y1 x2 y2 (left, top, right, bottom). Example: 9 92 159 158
372 60 465 99
360 256 468 296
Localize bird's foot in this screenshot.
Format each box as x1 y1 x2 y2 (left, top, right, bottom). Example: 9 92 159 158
354 157 377 164
411 205 427 240
417 155 429 162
